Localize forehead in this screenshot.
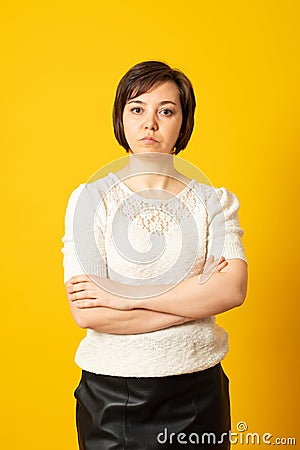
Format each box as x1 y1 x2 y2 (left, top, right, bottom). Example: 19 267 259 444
128 81 180 102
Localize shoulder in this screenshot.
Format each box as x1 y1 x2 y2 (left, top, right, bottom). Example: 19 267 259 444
88 172 117 193
66 173 116 205
193 181 236 196
193 182 240 205
191 183 242 222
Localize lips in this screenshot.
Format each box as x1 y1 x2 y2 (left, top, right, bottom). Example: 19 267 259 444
141 136 158 142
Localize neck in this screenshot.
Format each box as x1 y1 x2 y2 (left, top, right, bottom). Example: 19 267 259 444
124 152 179 190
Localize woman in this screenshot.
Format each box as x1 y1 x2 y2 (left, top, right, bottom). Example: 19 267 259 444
61 60 248 449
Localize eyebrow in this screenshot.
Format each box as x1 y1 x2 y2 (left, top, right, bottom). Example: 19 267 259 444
127 100 177 106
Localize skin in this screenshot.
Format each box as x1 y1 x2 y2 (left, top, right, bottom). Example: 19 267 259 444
66 257 248 333
118 80 191 196
122 80 183 156
65 81 248 334
66 257 236 335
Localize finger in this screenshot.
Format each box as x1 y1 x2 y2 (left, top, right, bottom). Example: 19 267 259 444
69 274 92 284
215 256 227 268
66 280 74 291
214 256 225 265
74 299 100 309
203 256 227 275
216 256 227 267
68 290 96 301
205 255 224 272
216 261 228 271
67 281 91 294
213 256 225 267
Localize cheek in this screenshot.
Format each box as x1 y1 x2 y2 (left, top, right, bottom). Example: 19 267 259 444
122 118 132 140
170 111 182 131
123 114 137 131
170 119 182 138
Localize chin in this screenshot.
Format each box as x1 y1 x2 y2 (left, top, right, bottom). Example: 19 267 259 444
130 149 173 157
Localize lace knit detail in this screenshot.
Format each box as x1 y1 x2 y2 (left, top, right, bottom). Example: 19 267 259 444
107 173 203 235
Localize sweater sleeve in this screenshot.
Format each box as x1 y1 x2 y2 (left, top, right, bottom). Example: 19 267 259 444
206 186 247 264
61 183 108 284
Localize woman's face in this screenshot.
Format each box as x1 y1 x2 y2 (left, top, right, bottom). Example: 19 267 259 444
122 81 183 154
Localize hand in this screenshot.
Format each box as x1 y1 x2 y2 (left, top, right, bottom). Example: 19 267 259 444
198 255 228 284
66 274 133 310
215 255 228 272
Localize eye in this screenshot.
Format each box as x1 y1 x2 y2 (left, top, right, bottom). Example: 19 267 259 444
160 109 174 116
130 107 143 114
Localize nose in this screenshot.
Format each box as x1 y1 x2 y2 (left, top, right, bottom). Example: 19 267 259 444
144 113 158 131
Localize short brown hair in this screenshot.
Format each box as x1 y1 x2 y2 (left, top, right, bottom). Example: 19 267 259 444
112 61 196 155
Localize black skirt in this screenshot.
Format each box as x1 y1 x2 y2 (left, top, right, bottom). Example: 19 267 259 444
74 363 231 449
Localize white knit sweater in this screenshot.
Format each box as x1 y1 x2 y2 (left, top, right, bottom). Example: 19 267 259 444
61 172 247 377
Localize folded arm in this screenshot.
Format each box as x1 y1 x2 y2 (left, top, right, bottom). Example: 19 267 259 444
137 258 248 319
66 257 246 331
68 301 193 334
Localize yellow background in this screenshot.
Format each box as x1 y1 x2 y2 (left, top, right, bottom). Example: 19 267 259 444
1 0 299 448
